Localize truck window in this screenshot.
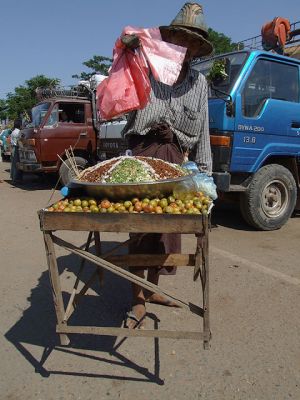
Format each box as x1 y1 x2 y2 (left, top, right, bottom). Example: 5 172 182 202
58 103 85 123
242 59 299 117
31 102 51 127
194 52 248 96
44 104 59 127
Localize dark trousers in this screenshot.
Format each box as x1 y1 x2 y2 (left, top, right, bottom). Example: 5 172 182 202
10 145 22 182
128 131 184 274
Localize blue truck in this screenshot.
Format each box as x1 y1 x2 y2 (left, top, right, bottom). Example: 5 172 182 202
194 48 300 230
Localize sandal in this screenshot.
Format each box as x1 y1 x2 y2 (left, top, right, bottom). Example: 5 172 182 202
124 310 146 329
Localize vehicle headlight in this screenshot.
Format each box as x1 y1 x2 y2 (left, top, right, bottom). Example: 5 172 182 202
27 150 37 161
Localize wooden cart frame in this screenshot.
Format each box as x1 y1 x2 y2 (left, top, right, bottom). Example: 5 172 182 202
38 211 211 349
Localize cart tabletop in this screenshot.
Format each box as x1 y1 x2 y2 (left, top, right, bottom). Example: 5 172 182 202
38 209 209 234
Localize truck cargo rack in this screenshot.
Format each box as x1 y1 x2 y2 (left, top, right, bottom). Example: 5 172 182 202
235 20 300 51
36 87 90 101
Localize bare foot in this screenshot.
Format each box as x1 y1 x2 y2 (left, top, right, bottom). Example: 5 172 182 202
125 303 146 329
146 293 181 307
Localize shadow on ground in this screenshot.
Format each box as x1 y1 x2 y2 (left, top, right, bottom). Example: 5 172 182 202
3 164 59 191
5 240 163 384
211 201 255 231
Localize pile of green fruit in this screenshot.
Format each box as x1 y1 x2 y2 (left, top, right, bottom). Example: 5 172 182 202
46 192 212 215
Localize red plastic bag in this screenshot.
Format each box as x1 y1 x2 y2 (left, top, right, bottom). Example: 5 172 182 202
97 26 186 120
123 26 187 86
97 39 151 120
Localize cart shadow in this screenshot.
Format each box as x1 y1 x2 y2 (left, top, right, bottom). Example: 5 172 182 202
5 241 163 385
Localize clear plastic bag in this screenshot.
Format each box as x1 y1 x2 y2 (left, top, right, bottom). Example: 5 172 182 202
192 173 218 200
174 161 218 200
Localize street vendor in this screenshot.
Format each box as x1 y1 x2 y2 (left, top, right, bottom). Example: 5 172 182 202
122 2 213 329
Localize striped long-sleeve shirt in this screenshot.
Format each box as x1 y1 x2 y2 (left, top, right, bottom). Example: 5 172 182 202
122 66 212 174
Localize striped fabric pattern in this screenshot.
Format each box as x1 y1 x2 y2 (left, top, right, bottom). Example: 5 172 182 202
122 66 212 174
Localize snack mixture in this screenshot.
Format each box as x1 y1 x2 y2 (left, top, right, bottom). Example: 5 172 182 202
78 156 188 183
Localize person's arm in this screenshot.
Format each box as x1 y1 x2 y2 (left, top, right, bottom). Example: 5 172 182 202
121 34 140 49
193 80 212 175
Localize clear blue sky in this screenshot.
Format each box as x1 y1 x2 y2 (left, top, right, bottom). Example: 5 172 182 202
0 0 298 99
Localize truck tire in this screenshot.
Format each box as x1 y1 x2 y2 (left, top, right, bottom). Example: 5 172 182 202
59 156 88 186
240 164 297 231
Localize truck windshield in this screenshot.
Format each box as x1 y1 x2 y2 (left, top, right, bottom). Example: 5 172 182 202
193 52 248 97
30 103 51 127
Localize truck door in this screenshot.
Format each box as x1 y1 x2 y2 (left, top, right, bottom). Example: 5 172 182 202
40 102 93 165
232 58 300 171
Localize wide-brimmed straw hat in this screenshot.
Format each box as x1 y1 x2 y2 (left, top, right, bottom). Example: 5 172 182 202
160 2 213 57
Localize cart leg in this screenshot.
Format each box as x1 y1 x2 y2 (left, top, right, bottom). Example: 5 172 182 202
43 231 70 345
195 221 210 349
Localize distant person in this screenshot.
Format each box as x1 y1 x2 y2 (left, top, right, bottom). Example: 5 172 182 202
0 127 12 161
59 111 72 123
10 120 23 183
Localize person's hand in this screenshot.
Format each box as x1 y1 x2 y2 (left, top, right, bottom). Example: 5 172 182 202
121 34 140 49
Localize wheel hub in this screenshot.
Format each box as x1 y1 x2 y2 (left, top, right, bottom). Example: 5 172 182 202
262 180 288 217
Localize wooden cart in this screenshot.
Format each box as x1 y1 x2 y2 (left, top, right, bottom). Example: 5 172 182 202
38 211 211 349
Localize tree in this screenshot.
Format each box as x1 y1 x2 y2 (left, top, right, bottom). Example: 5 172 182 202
0 99 8 121
207 28 240 55
5 75 60 120
72 55 113 80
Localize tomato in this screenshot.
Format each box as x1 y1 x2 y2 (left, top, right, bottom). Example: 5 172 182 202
149 199 158 208
184 200 193 209
167 195 176 204
165 206 174 214
159 198 168 208
124 200 132 209
101 199 111 209
134 202 142 212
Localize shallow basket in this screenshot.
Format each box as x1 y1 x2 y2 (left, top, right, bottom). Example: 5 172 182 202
70 172 196 200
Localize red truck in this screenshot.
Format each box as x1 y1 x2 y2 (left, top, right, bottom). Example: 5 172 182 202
18 83 126 185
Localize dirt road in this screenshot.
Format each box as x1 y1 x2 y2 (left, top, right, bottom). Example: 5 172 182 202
0 162 299 400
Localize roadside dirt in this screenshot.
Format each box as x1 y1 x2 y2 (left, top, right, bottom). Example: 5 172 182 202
0 162 299 400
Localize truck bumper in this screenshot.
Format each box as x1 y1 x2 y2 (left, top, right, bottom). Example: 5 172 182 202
17 162 42 172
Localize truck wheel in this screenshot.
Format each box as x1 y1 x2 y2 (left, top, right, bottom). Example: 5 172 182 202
240 164 297 231
59 156 88 186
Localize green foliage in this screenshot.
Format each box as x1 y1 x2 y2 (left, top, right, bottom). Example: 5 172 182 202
5 75 60 120
207 28 239 55
206 59 228 83
72 55 113 80
0 99 8 121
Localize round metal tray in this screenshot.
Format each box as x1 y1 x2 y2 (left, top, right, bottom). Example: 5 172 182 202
70 172 195 200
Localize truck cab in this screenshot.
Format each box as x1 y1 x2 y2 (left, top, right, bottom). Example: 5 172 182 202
18 96 97 185
194 50 300 230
